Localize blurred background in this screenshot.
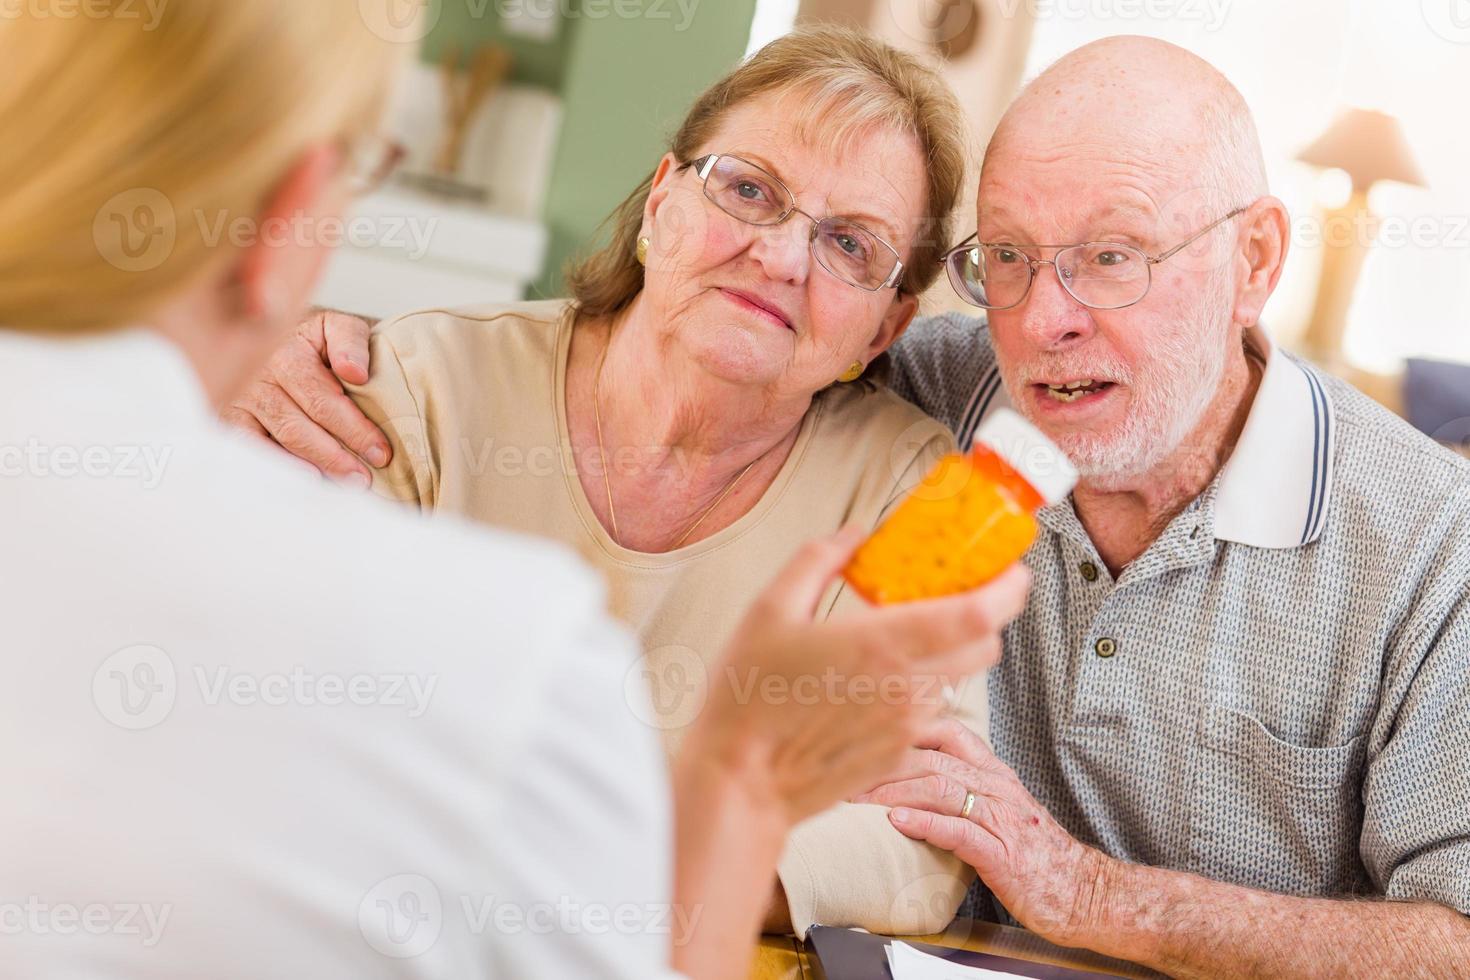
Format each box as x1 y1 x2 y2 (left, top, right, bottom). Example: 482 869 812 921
322 0 1469 446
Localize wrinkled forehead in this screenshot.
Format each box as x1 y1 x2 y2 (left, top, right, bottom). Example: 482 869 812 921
977 88 1221 244
979 134 1213 245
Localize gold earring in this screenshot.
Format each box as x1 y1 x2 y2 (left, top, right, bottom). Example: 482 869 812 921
838 361 866 384
636 236 650 265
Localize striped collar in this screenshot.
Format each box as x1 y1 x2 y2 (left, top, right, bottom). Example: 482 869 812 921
1214 328 1336 547
962 325 1336 549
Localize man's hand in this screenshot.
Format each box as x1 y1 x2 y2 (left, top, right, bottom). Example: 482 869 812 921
863 720 1470 979
222 310 390 484
855 717 1108 947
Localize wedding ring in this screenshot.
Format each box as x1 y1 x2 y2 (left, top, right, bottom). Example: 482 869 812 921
960 790 976 820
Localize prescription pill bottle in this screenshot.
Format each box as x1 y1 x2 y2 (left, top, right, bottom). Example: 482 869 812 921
843 409 1078 604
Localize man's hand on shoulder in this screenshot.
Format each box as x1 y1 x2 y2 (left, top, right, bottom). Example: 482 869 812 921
222 310 390 484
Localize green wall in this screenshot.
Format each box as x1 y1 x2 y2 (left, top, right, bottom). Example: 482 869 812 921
422 1 578 91
421 0 758 297
531 0 758 296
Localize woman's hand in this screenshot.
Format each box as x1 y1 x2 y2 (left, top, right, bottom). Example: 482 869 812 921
670 528 1030 980
221 310 389 484
693 526 1030 827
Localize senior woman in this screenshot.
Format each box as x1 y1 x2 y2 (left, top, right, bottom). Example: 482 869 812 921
229 28 983 935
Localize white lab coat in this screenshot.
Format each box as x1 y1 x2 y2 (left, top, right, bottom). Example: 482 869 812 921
0 328 686 979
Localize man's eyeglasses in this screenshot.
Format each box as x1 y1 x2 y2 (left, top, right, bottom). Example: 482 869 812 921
941 207 1247 311
680 154 906 292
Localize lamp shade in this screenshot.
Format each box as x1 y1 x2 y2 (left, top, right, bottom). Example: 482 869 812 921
1297 108 1427 192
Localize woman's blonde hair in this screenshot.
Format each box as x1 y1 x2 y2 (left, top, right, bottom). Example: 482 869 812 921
0 0 404 332
567 25 968 318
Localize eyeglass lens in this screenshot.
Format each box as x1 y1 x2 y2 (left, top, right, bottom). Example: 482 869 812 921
698 155 900 291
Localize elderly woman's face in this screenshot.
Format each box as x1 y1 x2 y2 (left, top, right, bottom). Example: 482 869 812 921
637 92 928 396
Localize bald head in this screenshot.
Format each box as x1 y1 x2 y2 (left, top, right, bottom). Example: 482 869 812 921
971 37 1293 490
984 36 1267 223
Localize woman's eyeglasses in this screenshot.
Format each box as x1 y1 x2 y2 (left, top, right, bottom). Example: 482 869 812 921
680 154 905 292
941 207 1246 311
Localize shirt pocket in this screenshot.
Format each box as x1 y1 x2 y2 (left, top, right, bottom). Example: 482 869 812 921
1188 704 1369 897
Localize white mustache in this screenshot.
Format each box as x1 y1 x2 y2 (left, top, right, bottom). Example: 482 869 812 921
1017 362 1134 386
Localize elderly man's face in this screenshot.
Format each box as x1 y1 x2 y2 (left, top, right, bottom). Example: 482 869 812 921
978 141 1238 485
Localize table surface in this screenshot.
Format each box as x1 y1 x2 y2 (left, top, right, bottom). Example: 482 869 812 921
752 921 1164 979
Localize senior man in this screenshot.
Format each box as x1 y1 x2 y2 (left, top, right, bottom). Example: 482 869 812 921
225 35 1468 977
857 36 1470 977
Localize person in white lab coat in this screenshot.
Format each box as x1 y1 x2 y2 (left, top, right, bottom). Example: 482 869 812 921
0 4 1028 979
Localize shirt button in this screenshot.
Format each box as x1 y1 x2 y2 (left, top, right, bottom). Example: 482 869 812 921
1079 561 1100 582
1095 637 1118 658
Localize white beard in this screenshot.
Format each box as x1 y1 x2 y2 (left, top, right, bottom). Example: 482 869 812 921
999 278 1233 489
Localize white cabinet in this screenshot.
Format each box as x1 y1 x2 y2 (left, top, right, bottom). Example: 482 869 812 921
313 185 549 319
313 71 561 319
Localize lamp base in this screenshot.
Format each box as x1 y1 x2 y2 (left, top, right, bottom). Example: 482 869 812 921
1300 189 1373 366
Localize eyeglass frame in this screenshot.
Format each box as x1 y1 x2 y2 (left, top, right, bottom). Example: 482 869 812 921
678 153 907 292
940 206 1248 311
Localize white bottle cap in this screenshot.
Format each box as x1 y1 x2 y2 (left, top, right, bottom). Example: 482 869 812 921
972 408 1078 506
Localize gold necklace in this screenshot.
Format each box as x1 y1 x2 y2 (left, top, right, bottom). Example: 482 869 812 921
592 332 758 550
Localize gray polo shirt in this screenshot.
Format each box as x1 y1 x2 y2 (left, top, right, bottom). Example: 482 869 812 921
890 313 1470 918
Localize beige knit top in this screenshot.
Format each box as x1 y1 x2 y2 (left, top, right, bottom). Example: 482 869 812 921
347 299 986 934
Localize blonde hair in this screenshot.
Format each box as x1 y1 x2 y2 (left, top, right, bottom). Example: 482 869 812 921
0 0 404 332
567 25 968 318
